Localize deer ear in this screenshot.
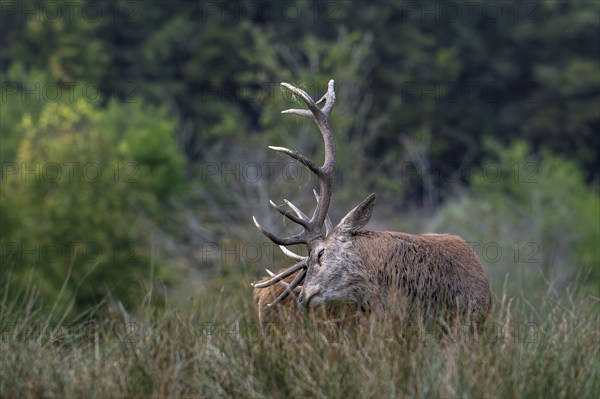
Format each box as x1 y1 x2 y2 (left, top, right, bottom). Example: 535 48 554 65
335 193 376 235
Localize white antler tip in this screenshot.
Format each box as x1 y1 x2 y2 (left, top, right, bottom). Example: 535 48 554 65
278 244 307 261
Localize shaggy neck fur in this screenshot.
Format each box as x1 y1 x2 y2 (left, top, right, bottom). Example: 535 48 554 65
348 231 491 325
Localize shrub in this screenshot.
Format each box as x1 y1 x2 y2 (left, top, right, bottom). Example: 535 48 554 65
431 141 599 297
1 99 182 317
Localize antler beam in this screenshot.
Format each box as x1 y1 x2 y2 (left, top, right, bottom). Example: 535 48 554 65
252 79 337 308
252 80 337 246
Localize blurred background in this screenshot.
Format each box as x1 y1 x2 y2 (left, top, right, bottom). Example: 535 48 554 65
1 0 598 319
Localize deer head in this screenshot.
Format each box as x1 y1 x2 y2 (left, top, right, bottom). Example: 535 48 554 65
297 193 378 309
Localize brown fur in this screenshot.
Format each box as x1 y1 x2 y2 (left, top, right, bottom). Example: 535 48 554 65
296 194 491 332
358 232 490 326
253 269 300 332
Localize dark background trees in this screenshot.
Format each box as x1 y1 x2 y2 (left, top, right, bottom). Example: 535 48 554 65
1 0 598 314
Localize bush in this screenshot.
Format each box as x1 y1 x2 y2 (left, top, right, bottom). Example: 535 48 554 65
1 99 182 317
99 100 185 199
431 141 599 298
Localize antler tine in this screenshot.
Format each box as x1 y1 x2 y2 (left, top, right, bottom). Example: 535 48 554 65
281 80 336 117
280 82 321 117
252 216 305 246
268 146 323 177
269 200 310 228
325 218 333 236
280 108 313 119
267 268 307 307
283 199 309 221
268 269 303 293
318 79 336 116
278 281 302 294
252 259 307 288
278 245 306 261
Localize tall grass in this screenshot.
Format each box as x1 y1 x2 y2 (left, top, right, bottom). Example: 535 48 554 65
1 275 598 398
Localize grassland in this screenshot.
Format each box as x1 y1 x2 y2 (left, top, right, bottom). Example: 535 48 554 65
1 277 598 399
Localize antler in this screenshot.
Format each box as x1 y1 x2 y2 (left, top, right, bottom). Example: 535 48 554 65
264 265 306 307
252 80 336 246
252 80 337 307
251 191 331 307
251 244 307 306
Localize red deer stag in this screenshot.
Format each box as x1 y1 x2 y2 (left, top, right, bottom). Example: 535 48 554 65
252 80 491 332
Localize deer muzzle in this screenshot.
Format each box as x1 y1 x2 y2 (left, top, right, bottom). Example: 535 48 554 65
298 284 323 309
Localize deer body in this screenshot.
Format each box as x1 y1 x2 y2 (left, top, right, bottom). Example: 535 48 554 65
301 230 491 327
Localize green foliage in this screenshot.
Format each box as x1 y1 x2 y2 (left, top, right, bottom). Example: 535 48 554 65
1 98 183 317
4 0 109 83
0 65 52 162
3 0 597 203
99 101 185 199
433 141 599 297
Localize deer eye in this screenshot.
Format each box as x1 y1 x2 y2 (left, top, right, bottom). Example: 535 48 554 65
317 249 325 263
